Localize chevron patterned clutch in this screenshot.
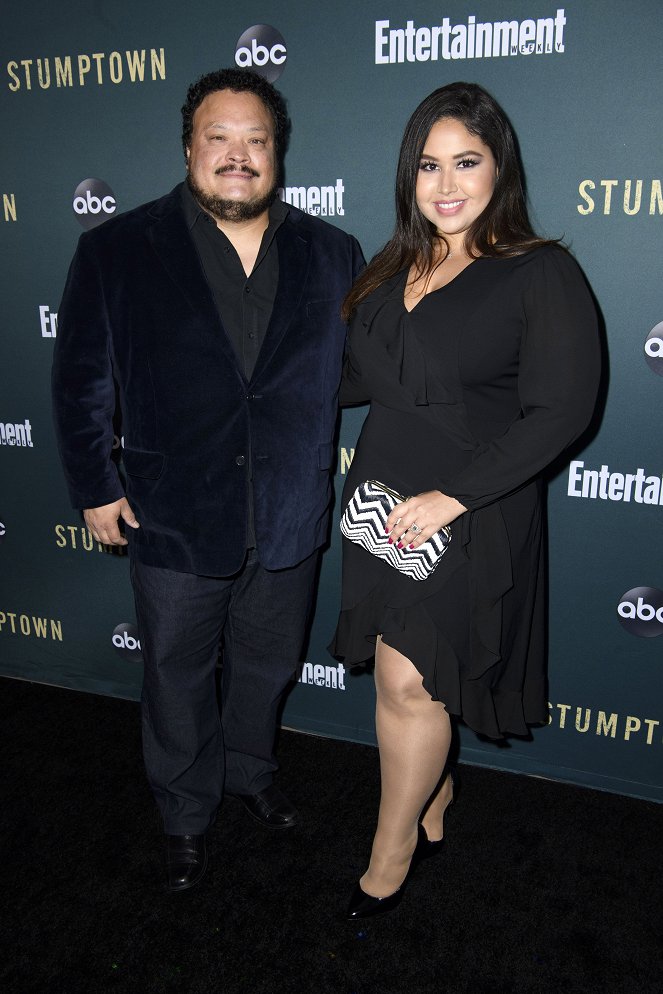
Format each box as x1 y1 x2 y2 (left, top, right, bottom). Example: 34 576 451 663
340 480 451 581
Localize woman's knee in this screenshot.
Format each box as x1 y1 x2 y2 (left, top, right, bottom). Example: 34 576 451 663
376 653 431 711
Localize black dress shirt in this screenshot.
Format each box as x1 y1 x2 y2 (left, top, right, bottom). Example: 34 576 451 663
182 182 288 550
181 181 286 380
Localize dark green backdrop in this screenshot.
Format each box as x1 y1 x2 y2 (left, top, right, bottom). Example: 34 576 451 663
1 0 662 801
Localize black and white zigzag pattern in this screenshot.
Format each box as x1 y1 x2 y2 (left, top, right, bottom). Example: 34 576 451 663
340 480 451 581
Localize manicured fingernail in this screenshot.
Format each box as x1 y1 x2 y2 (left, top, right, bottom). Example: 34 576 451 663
397 542 403 549
388 537 393 544
384 527 390 534
408 544 414 550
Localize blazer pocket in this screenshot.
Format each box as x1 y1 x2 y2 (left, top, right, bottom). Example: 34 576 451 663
318 442 334 470
122 447 165 480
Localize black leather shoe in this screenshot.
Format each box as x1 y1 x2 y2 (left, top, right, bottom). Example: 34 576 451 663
345 827 427 921
346 880 405 920
166 834 207 892
233 785 298 829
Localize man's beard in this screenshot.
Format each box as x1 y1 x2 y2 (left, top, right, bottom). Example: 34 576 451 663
187 171 277 223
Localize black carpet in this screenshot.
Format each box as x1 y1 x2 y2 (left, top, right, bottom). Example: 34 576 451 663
2 676 661 994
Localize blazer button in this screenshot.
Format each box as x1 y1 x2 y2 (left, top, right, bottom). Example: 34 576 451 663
235 455 246 466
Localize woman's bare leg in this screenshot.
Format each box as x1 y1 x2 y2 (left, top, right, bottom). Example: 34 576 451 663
360 637 451 898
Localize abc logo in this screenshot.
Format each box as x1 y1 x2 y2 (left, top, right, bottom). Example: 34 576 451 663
0 519 5 538
617 586 663 638
235 24 287 82
73 178 117 230
644 322 663 377
112 622 143 660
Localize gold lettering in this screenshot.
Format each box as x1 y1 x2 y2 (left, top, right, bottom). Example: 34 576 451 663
50 619 63 641
19 614 31 635
109 51 122 84
67 524 78 549
151 47 166 80
20 58 33 89
623 179 642 216
82 528 94 552
575 707 591 733
126 49 146 82
624 715 641 740
577 180 595 215
596 711 617 738
644 718 660 745
91 53 105 84
77 53 91 86
600 179 618 215
340 447 355 475
650 180 663 216
37 58 50 89
3 194 17 222
556 703 571 728
55 56 72 87
55 524 66 548
7 61 20 91
33 617 48 638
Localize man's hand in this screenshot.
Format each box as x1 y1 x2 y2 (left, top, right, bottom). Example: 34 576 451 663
83 498 140 546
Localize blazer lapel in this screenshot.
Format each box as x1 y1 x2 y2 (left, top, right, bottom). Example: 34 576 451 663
145 186 245 377
250 219 311 383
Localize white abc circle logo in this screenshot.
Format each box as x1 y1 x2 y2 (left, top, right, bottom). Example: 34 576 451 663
112 622 143 660
644 322 663 377
0 519 5 538
617 586 663 638
235 24 287 82
73 178 117 230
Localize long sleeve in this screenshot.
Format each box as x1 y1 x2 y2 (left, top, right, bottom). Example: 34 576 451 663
51 233 124 510
445 248 601 509
339 336 370 406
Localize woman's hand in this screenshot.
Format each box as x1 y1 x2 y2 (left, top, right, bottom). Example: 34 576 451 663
385 490 467 549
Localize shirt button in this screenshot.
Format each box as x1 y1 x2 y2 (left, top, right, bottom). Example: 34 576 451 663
248 332 256 339
235 455 246 466
244 286 251 293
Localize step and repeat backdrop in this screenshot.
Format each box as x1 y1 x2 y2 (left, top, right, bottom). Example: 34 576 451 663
1 1 661 801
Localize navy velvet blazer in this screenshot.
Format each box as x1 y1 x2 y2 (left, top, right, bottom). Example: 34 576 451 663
52 184 364 575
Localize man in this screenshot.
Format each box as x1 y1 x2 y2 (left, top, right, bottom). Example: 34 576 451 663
52 68 363 891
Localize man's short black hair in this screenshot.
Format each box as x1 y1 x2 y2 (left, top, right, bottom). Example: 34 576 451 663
181 68 289 161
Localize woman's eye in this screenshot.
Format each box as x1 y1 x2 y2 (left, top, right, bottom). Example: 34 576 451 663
458 158 479 169
419 161 437 171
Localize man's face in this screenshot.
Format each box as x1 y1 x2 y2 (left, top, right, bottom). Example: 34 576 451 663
186 88 277 223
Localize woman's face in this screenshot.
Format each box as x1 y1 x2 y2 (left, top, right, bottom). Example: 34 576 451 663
415 117 497 249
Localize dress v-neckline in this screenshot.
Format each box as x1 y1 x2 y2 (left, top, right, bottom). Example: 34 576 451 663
403 258 481 314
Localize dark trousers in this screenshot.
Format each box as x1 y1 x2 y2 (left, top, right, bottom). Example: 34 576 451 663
131 549 319 834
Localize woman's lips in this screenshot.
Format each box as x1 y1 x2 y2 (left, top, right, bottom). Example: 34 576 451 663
433 199 465 215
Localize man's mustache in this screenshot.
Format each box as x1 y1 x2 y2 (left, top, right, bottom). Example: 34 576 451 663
215 165 260 178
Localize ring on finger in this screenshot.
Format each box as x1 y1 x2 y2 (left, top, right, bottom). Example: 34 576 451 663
410 522 422 534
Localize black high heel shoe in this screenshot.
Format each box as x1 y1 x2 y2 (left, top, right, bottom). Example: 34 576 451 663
345 825 428 921
416 768 457 861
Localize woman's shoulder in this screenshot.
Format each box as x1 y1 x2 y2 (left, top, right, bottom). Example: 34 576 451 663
489 242 586 284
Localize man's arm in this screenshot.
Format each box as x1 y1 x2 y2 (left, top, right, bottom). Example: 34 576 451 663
52 233 138 540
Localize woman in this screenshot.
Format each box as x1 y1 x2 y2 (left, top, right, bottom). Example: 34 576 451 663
330 82 600 919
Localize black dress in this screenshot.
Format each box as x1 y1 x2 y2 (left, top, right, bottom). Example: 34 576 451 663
329 246 600 739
